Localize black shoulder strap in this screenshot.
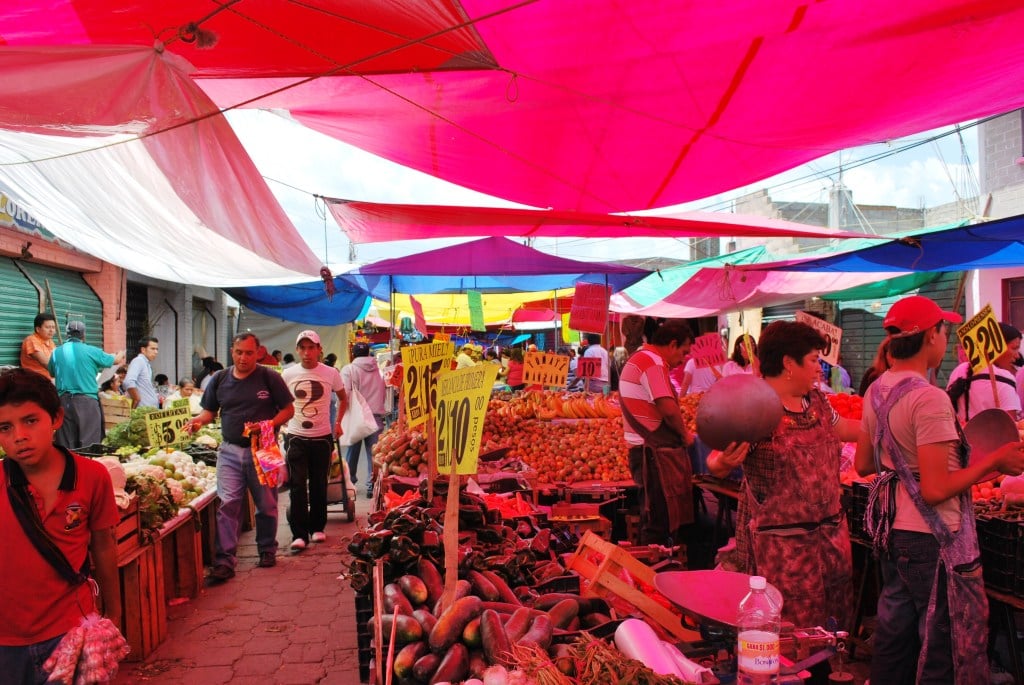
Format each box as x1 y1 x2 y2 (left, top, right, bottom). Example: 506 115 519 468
3 458 89 586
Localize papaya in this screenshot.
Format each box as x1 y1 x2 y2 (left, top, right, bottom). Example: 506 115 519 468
468 650 488 678
393 641 429 679
412 608 437 637
398 574 429 606
429 642 469 685
417 558 444 607
428 595 483 654
546 598 580 629
462 616 482 648
434 579 473 616
503 607 533 642
519 614 553 650
412 653 440 682
384 583 415 616
368 613 422 644
479 609 511 668
479 570 520 605
466 570 500 602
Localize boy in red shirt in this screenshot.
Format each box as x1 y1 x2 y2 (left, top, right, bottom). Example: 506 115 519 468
0 369 121 684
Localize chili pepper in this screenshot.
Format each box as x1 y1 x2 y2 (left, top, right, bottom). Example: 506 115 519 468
529 528 552 556
349 572 371 594
347 532 368 557
420 528 440 552
365 529 394 558
389 535 421 566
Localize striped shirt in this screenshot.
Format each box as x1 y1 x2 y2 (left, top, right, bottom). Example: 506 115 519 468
619 346 676 446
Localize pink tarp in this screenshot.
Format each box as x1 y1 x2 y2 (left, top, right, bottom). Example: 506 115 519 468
326 200 874 243
3 2 1024 216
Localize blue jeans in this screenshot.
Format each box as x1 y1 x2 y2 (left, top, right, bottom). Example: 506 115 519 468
0 633 64 685
346 416 382 484
871 530 952 685
214 443 279 568
285 434 332 542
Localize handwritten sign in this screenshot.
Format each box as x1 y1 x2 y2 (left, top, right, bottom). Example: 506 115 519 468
956 304 1005 375
523 351 570 387
434 364 499 475
690 333 727 368
795 312 843 366
401 341 454 428
568 282 610 334
144 405 192 448
170 397 190 410
467 290 485 332
577 356 600 379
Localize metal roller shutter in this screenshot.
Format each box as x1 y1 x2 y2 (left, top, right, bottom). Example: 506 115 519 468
0 258 42 366
17 262 104 350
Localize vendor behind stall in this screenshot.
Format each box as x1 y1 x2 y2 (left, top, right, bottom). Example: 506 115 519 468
708 320 860 635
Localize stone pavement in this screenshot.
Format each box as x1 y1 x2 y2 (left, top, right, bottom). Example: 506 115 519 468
113 488 374 685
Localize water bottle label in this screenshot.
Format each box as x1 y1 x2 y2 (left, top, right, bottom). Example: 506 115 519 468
737 630 779 674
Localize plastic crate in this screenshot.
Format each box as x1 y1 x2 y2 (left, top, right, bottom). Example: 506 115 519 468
354 593 373 682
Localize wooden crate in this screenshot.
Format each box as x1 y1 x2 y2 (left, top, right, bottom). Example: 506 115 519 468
549 502 612 540
567 530 698 643
101 395 132 431
118 543 167 661
160 511 204 602
115 499 142 560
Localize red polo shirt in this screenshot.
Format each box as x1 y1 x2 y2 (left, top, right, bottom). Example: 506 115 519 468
0 449 118 645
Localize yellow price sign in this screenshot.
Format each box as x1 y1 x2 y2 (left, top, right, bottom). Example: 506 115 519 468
434 364 499 475
522 351 570 387
956 304 1006 374
401 341 453 428
144 405 192 448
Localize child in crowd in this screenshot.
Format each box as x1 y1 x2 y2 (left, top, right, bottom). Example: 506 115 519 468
0 368 122 684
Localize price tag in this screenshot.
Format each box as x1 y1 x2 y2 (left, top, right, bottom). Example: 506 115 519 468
523 351 570 387
577 356 599 379
434 364 499 475
795 312 843 366
690 333 727 368
170 397 190 410
568 282 610 334
401 341 454 428
144 405 192 448
956 304 1005 374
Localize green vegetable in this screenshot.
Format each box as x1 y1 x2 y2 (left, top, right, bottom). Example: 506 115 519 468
103 407 160 450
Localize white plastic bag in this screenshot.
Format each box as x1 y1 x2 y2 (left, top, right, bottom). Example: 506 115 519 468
338 388 378 446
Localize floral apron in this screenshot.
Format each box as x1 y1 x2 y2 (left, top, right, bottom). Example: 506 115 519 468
870 377 989 684
744 391 853 629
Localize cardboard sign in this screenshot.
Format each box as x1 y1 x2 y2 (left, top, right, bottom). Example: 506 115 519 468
568 282 610 334
434 364 499 475
795 311 843 366
401 341 454 428
467 290 485 332
410 295 427 335
523 351 570 387
577 356 600 379
957 304 1005 374
690 332 727 368
144 405 192 448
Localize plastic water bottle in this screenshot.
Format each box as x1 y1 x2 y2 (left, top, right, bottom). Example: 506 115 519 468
736 575 780 684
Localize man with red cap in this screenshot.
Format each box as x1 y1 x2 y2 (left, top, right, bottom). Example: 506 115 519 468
856 295 1024 683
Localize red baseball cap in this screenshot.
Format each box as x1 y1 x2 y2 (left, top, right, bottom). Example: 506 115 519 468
883 295 962 336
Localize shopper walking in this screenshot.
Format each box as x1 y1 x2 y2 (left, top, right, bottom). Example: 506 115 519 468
341 343 386 497
185 333 294 582
282 330 344 553
48 321 124 449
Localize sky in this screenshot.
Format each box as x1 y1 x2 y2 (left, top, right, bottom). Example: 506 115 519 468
227 109 980 271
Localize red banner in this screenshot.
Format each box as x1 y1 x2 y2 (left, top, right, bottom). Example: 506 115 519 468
568 282 610 334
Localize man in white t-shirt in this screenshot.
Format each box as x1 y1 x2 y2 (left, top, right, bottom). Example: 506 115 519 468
579 333 609 392
946 321 1021 422
282 330 345 552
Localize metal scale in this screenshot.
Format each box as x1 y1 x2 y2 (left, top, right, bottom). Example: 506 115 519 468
655 570 853 684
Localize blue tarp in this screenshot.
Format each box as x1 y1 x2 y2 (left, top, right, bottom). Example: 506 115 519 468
225 281 370 325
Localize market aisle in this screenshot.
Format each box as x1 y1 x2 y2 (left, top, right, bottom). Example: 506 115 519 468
113 489 372 684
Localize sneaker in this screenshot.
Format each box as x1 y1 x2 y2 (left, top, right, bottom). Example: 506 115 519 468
206 564 235 584
311 532 327 543
289 538 307 553
257 551 276 568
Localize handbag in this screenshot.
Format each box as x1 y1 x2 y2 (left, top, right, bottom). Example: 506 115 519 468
338 387 379 446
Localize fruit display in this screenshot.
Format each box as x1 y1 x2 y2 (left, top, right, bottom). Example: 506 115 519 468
827 393 863 420
677 393 701 437
488 390 622 420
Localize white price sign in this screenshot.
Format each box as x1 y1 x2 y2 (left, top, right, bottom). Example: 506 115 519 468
795 311 843 366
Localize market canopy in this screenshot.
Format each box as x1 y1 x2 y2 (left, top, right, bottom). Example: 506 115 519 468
326 200 873 243
339 237 649 300
4 2 1024 217
225 279 370 326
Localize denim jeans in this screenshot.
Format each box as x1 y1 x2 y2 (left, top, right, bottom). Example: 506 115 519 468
870 530 952 685
346 416 383 484
214 443 279 568
0 633 64 685
285 434 332 542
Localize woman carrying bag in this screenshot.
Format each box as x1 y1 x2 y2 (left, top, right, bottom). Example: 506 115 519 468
340 343 387 498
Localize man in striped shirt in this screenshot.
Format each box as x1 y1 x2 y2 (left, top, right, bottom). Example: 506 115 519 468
619 321 695 545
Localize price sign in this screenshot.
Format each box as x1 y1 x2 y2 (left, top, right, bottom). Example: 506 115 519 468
401 341 454 428
170 397 190 410
795 312 843 366
144 405 191 448
434 364 499 475
577 356 599 379
690 333 727 368
434 332 451 343
568 282 611 334
956 304 1005 374
523 351 570 387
